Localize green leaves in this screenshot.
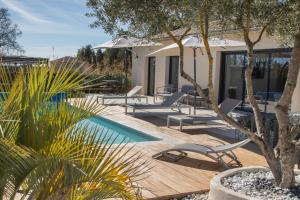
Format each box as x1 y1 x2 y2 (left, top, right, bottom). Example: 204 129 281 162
86 0 195 38
0 61 146 199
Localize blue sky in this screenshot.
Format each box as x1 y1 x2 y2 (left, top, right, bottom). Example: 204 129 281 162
0 0 111 59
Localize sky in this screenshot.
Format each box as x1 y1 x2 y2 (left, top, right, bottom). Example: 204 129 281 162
0 0 111 59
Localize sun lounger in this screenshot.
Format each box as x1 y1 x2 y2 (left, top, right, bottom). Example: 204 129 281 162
154 84 177 103
152 138 251 169
97 86 148 104
167 98 242 131
125 91 191 115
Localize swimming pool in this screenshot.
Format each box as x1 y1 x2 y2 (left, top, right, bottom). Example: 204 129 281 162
76 116 160 144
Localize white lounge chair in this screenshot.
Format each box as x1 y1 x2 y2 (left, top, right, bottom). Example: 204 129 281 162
152 138 251 169
167 98 242 131
125 91 192 115
97 86 148 104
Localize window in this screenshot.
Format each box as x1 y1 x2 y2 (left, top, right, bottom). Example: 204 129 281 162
220 49 291 113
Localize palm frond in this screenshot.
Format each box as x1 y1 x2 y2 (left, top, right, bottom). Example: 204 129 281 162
0 61 147 199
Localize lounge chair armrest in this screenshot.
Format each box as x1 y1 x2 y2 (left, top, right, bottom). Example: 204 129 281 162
208 138 226 146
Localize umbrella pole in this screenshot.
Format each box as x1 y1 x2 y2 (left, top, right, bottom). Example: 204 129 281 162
193 48 197 115
124 49 128 106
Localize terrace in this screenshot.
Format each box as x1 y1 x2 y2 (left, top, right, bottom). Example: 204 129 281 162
89 95 267 199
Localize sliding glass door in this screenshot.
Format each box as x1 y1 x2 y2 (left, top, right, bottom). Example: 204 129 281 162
147 57 156 96
169 56 179 89
220 49 291 113
269 52 289 101
252 53 269 101
223 54 246 101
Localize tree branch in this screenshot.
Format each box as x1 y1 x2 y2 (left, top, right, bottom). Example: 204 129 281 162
253 25 268 45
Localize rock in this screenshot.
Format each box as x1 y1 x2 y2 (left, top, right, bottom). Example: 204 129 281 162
220 170 300 200
177 193 209 200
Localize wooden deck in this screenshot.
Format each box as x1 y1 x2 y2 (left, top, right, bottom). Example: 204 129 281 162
96 102 267 200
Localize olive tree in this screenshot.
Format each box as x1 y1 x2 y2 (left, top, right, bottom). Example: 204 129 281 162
198 0 300 188
86 0 300 188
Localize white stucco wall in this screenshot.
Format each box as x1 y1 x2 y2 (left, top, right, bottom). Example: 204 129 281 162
131 32 300 109
132 46 161 94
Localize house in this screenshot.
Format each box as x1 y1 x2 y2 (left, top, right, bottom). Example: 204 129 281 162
131 28 300 112
0 56 49 67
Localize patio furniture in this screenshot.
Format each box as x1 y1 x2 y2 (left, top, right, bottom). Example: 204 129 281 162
181 86 209 108
154 84 177 103
152 138 251 169
167 98 242 131
125 91 192 115
97 86 148 104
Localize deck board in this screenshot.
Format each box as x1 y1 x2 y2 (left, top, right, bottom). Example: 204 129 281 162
89 98 267 199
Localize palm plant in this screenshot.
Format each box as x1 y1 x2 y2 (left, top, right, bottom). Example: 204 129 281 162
0 61 147 200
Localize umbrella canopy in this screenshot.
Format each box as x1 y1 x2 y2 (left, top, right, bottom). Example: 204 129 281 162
93 36 161 49
93 36 161 107
147 36 245 56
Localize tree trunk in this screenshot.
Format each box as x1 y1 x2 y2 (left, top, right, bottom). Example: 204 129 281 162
274 26 300 188
279 139 296 188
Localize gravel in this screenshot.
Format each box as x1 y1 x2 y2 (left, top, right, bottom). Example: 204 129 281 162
221 170 300 200
170 193 208 200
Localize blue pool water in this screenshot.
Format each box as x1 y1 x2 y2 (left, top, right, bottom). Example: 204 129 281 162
76 116 160 144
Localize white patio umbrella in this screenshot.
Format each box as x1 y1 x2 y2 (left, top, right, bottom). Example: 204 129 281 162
93 36 161 49
147 36 246 55
147 36 246 114
93 35 161 105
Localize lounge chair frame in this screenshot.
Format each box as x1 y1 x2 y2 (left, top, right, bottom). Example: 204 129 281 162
152 138 251 169
167 98 242 131
125 91 192 115
126 103 192 116
97 86 148 104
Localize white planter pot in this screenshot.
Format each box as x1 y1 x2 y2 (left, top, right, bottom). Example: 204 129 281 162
208 166 271 200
